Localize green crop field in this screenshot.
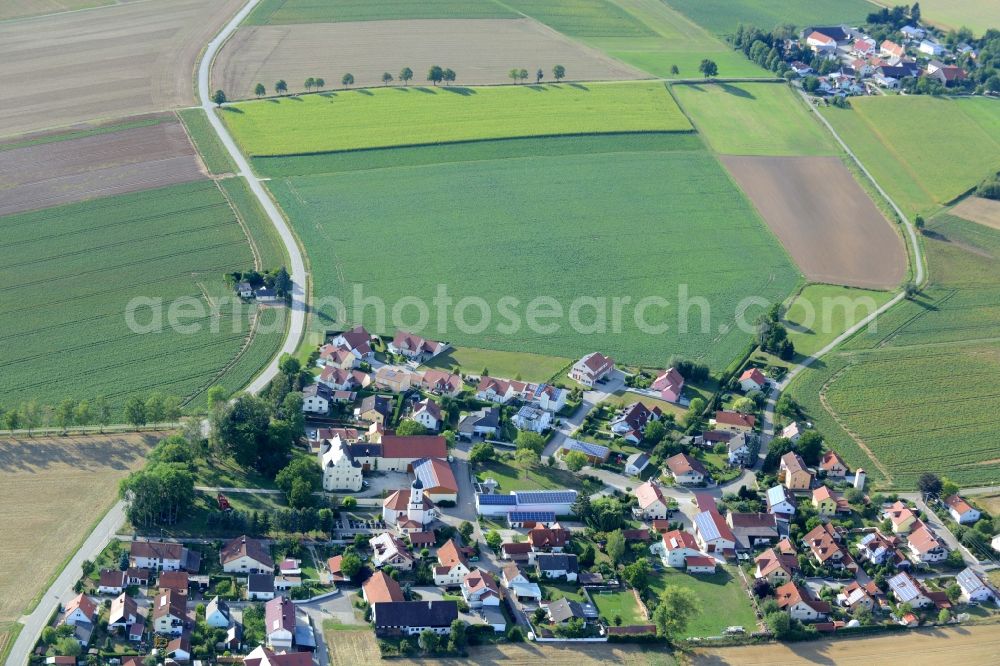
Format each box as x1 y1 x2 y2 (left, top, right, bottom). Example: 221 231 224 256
784 284 894 358
672 82 838 156
0 181 278 412
869 0 1000 36
244 0 516 24
788 214 1000 489
263 133 799 368
821 97 1000 218
648 566 757 638
665 0 874 37
178 108 237 175
223 82 690 156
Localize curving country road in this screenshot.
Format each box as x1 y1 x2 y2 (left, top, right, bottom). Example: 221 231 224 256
197 0 308 396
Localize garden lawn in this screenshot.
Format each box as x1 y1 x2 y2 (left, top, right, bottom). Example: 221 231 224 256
543 582 589 603
648 566 757 638
787 214 1000 489
665 0 874 37
0 180 270 410
267 135 800 368
672 82 838 156
423 347 571 383
245 0 516 24
474 459 599 493
590 588 646 625
783 284 895 358
223 82 689 156
821 97 1000 218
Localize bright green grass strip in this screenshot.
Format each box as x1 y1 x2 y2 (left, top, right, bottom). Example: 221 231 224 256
178 108 237 175
422 347 572 384
245 0 515 25
664 0 874 37
251 132 702 177
783 284 894 358
217 177 288 268
612 49 768 79
0 117 165 152
672 82 838 156
648 566 757 638
268 141 799 368
500 0 655 38
224 82 690 156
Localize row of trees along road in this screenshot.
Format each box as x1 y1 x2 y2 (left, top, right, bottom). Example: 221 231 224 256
0 392 182 435
509 64 567 84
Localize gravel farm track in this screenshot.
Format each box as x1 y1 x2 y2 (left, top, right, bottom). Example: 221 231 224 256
722 155 908 290
0 115 205 216
0 0 244 137
212 17 646 99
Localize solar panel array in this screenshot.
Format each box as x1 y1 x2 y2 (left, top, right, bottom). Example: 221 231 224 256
561 439 610 458
508 511 556 523
476 493 517 505
514 490 578 504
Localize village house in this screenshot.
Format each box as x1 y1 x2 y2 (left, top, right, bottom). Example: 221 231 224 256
356 394 393 424
205 596 231 628
363 570 404 605
775 581 831 622
108 592 140 631
766 485 796 518
779 452 812 491
907 523 949 563
900 25 925 40
726 512 779 551
412 456 458 502
221 535 275 574
693 499 737 555
125 567 151 586
528 525 571 555
158 570 189 597
433 539 471 587
461 570 501 608
781 422 802 443
530 383 568 412
611 401 662 442
806 31 837 53
301 383 333 414
166 635 191 663
727 432 752 467
918 39 945 56
244 646 313 666
370 532 416 571
130 540 185 571
625 452 651 477
373 600 458 637
738 367 767 393
418 369 463 397
508 511 557 529
383 478 437 532
474 376 522 404
666 452 707 485
837 580 878 613
568 352 614 387
755 543 799 585
881 39 905 59
944 495 981 524
375 365 416 393
329 325 374 360
98 569 126 595
852 37 876 57
653 529 702 568
501 563 542 602
883 501 918 534
500 542 533 564
318 365 366 392
320 437 363 491
389 330 447 361
264 596 296 650
58 594 98 647
512 405 552 433
559 439 610 465
152 589 186 636
651 367 685 402
715 410 756 433
820 451 848 477
803 523 856 571
317 342 357 370
247 573 275 601
812 485 850 517
857 530 909 569
457 406 500 440
536 553 579 581
475 489 577 518
888 572 945 609
956 567 998 604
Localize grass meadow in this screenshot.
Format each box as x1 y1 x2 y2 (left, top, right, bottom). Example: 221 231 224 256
265 134 800 368
648 566 757 638
672 82 838 156
788 214 1000 489
590 588 647 626
223 82 690 156
665 0 874 36
422 347 571 383
0 181 274 410
821 97 1000 218
178 108 237 175
783 284 894 358
868 0 1000 36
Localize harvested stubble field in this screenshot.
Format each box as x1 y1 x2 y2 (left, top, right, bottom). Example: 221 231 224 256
722 155 906 289
0 433 155 623
951 197 1000 231
788 214 1000 488
213 18 644 100
0 0 243 136
821 97 1000 218
693 624 1000 665
0 115 203 216
672 82 838 157
869 0 1000 36
267 133 799 368
0 0 115 21
0 180 276 409
224 81 690 155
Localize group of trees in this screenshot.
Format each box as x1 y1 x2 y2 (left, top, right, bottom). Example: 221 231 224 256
0 393 179 435
119 435 196 527
763 428 824 471
426 65 457 86
227 267 293 298
757 304 795 360
509 65 566 84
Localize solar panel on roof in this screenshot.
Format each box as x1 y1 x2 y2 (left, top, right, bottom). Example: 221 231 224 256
561 439 609 458
508 511 556 522
514 490 577 504
477 493 517 505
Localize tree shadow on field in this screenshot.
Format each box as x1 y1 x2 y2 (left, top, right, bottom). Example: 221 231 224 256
222 106 244 113
288 95 304 101
526 85 548 92
265 98 280 104
442 86 476 96
719 82 754 99
414 87 437 94
319 92 337 98
355 88 374 96
393 87 411 92
0 434 156 473
569 83 589 90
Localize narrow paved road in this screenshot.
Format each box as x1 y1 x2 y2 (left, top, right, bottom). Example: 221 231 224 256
197 0 308 396
8 501 127 666
541 371 626 459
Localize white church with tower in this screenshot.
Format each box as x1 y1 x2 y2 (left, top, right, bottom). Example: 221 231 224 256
383 477 437 534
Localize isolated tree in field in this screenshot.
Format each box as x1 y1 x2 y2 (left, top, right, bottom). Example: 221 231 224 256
904 281 918 299
124 396 147 430
553 64 565 81
653 586 700 641
342 72 354 87
564 449 588 472
382 71 394 86
212 90 227 106
314 77 325 90
255 83 266 97
536 68 544 83
509 68 521 84
443 68 456 85
914 214 925 233
304 77 315 92
275 80 287 95
918 472 942 497
400 67 413 85
699 58 718 78
427 65 444 85
670 64 679 75
519 68 529 83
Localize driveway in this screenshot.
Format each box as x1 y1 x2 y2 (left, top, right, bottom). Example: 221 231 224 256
542 370 626 459
297 590 366 666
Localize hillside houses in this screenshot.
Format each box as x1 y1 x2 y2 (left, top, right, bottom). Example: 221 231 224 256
779 452 812 491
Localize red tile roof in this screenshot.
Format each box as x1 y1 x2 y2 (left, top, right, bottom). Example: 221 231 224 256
363 571 404 604
381 435 447 459
715 410 756 428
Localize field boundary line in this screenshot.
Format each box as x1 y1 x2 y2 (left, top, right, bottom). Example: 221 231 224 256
818 366 893 482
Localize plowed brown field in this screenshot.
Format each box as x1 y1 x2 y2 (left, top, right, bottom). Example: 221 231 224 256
951 196 1000 231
